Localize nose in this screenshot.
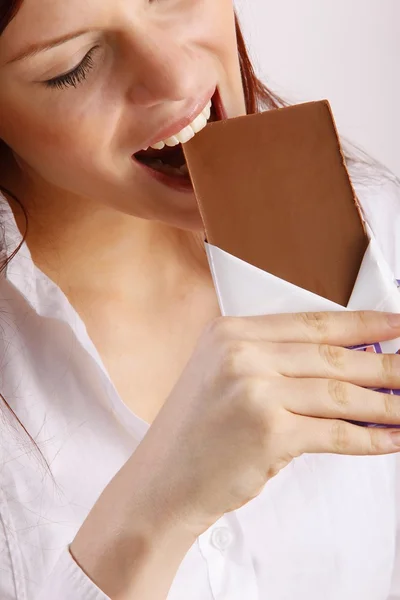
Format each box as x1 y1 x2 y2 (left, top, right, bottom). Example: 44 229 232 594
125 25 211 107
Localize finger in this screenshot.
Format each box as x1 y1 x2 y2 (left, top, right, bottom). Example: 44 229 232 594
293 414 400 456
268 342 400 390
235 310 400 346
279 377 400 425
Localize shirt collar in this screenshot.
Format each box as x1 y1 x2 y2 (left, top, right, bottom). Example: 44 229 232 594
0 194 150 439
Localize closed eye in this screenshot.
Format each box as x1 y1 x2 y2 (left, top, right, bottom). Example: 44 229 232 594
44 46 99 90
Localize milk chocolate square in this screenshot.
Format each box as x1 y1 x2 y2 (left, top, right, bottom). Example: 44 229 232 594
183 101 368 306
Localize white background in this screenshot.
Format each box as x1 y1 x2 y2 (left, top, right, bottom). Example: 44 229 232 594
235 0 400 177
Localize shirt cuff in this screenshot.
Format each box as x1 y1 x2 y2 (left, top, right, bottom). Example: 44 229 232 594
37 546 111 600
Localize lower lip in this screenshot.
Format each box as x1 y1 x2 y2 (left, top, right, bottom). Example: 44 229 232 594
133 159 194 193
133 88 227 193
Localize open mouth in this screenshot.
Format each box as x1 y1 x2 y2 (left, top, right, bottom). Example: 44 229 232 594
133 89 226 191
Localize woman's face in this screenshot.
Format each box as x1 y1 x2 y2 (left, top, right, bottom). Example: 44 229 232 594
0 0 246 230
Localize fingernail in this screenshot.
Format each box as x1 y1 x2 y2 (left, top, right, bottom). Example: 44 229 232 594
390 431 400 447
387 313 400 328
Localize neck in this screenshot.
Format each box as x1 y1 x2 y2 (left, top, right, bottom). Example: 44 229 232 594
3 156 212 307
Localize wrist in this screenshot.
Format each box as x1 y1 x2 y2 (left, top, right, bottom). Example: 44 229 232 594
70 479 197 600
72 521 194 599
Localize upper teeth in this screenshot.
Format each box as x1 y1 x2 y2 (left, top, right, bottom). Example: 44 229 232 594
147 100 212 151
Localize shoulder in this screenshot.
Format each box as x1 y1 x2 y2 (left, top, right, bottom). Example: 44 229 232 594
355 175 400 224
0 484 19 600
353 173 400 278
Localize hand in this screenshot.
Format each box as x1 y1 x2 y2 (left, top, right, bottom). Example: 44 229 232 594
129 310 400 537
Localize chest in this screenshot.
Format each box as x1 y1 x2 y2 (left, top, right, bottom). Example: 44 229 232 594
81 294 220 424
7 429 397 600
231 452 398 600
3 285 399 600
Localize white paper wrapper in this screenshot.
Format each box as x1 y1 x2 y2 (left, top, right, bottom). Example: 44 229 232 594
206 224 400 426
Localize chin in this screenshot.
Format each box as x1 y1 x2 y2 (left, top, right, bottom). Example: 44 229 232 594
154 191 206 233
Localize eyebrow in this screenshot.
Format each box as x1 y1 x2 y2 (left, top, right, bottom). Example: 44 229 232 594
6 30 92 65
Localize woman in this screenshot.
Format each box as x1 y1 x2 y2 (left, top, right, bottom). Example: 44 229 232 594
0 1 400 599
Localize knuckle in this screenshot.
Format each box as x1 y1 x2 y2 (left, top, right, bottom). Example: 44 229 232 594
318 344 345 371
380 391 400 423
260 402 284 435
230 378 270 431
233 377 280 431
238 375 265 401
265 455 293 481
221 340 253 377
379 354 398 387
368 428 387 455
205 316 238 343
295 311 329 337
354 310 373 330
327 379 350 410
331 420 351 453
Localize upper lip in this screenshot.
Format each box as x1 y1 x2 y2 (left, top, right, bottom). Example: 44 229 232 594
138 86 216 151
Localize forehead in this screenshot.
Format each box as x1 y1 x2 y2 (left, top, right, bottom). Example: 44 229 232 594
0 0 108 62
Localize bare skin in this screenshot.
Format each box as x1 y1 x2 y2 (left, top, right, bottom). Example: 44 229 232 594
1 2 400 599
3 150 222 423
70 310 400 600
0 0 244 422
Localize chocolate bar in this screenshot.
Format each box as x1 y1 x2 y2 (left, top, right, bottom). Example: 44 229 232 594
183 101 368 306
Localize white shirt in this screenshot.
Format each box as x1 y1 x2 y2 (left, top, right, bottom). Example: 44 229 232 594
0 177 400 600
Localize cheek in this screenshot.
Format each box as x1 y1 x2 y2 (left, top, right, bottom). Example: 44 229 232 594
207 2 245 112
1 88 122 186
175 0 238 74
203 1 243 84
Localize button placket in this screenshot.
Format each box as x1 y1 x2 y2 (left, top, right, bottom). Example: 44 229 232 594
197 513 259 600
210 527 234 552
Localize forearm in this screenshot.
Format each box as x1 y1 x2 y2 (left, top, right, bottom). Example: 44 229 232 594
70 453 197 600
71 524 193 600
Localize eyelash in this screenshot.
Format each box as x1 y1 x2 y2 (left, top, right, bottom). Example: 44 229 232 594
44 46 99 90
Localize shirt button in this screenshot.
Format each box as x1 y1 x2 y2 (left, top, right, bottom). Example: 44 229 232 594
210 526 234 551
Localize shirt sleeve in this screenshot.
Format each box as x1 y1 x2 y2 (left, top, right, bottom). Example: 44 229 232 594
35 547 111 600
0 504 110 600
356 178 400 279
388 453 400 599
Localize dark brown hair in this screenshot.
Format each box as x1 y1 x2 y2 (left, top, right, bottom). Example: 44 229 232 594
0 4 288 449
0 3 397 457
0 0 21 33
